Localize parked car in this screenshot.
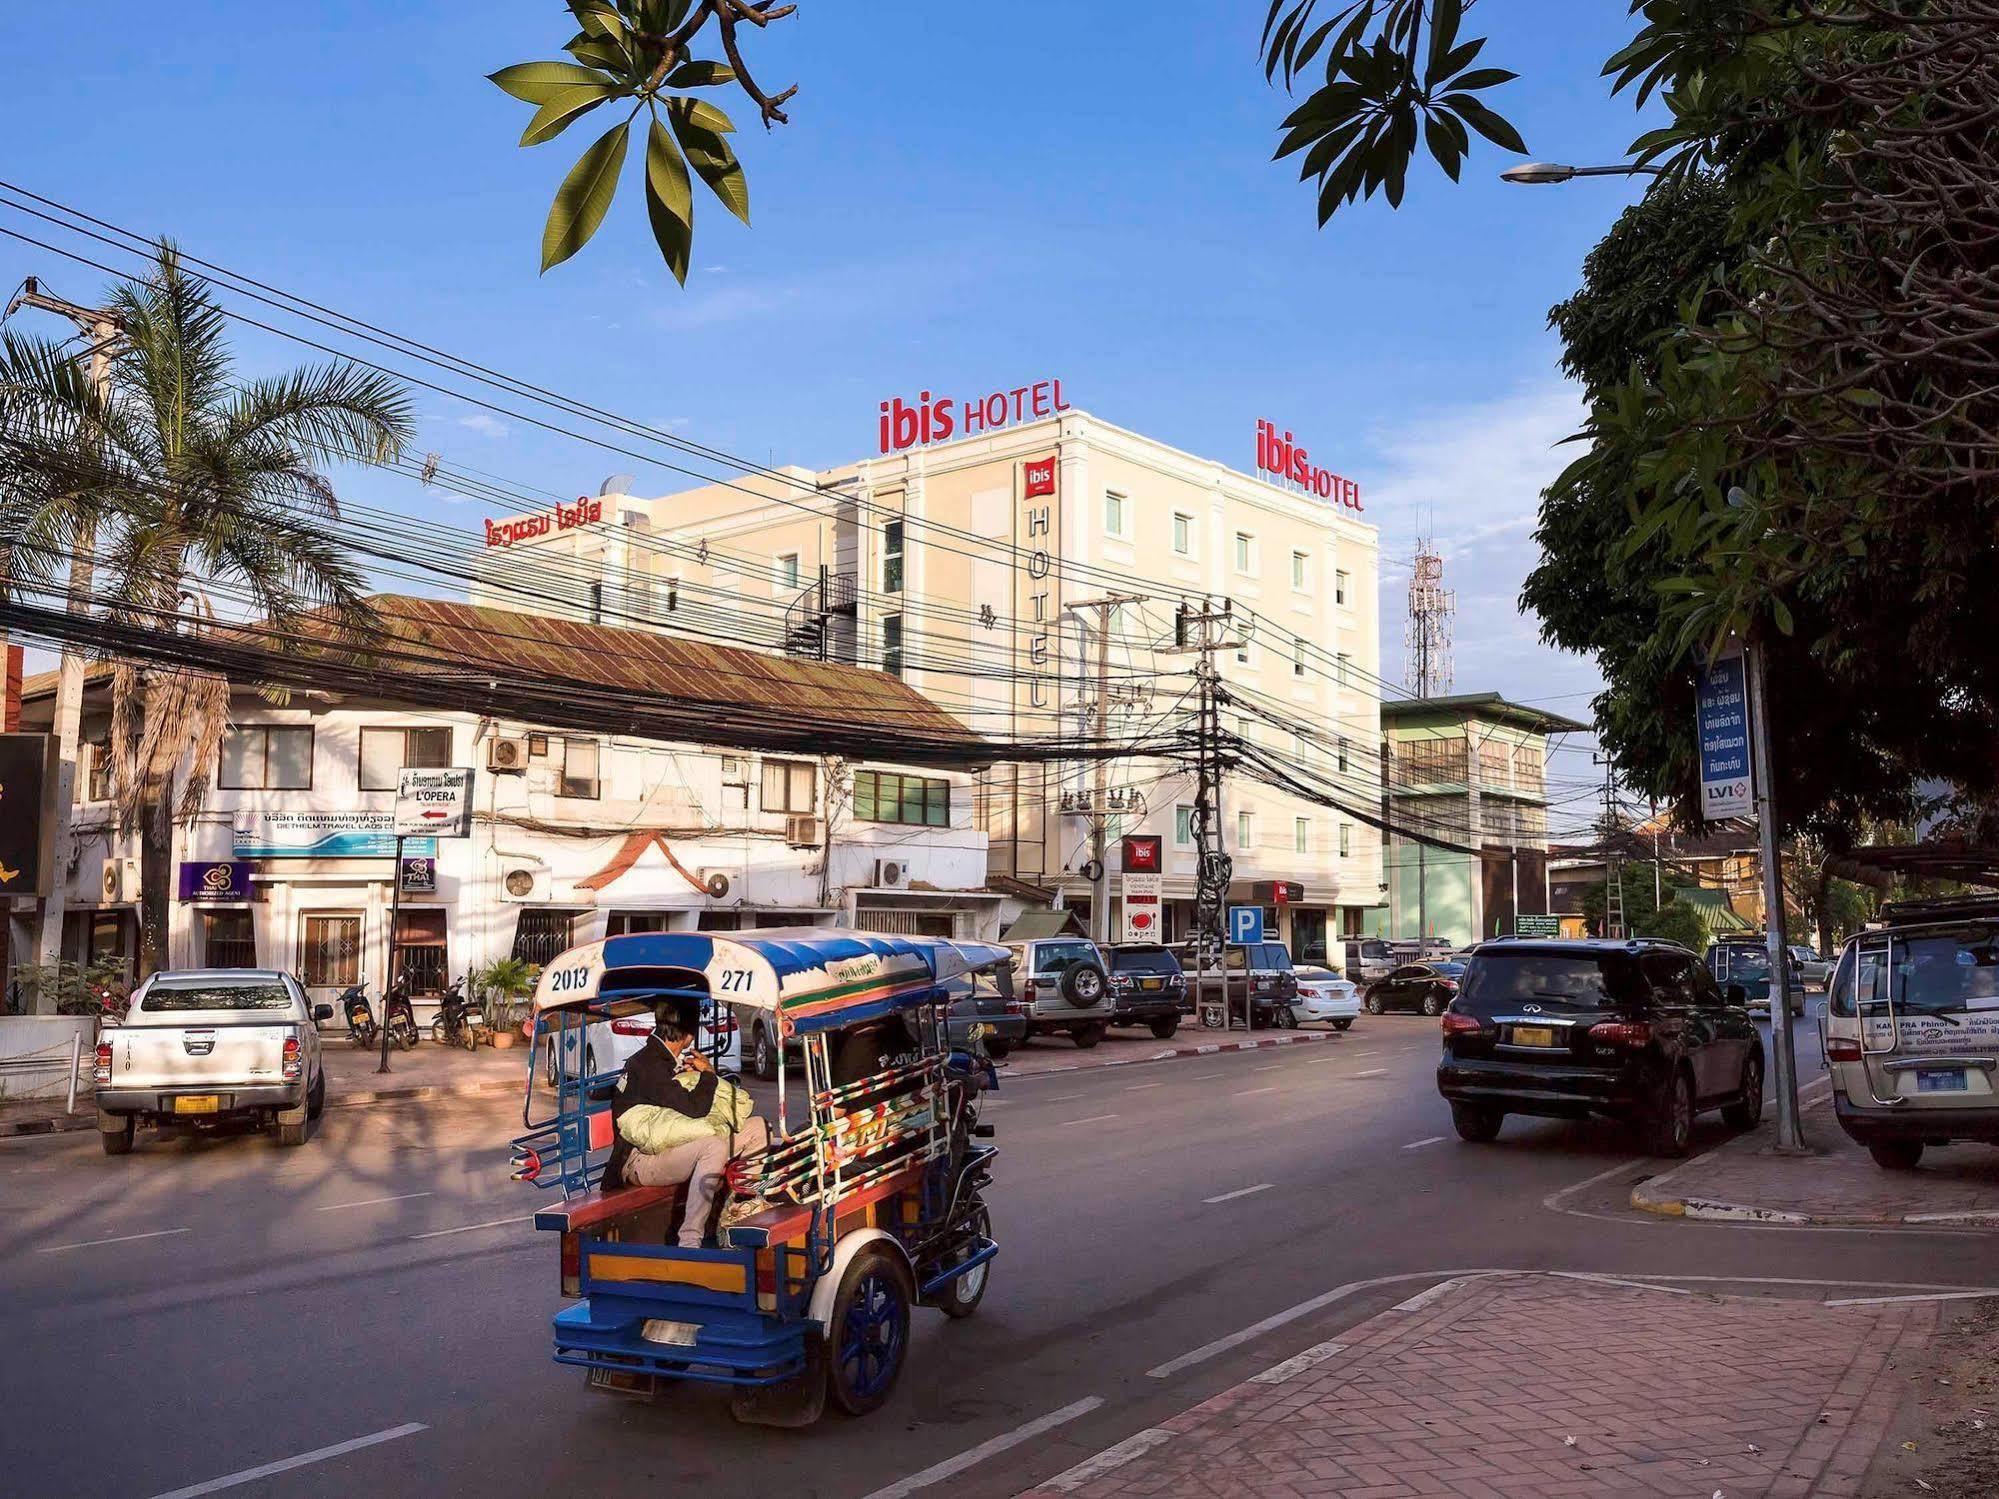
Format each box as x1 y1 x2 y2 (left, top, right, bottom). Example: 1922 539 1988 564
1291 966 1360 1029
1105 943 1187 1038
938 973 1028 1060
1007 936 1113 1047
549 995 742 1082
1364 961 1466 1016
1823 897 1999 1171
1436 938 1764 1156
1790 945 1833 990
1343 937 1397 986
1176 940 1300 1025
93 969 330 1155
1705 937 1805 1016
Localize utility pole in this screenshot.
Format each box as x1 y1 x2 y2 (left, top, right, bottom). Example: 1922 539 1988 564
1071 594 1145 947
1166 600 1243 1028
5 279 123 1003
1593 753 1624 938
1747 639 1807 1152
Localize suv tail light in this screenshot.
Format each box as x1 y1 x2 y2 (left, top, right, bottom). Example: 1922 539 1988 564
1826 1037 1863 1063
93 1041 112 1083
1023 981 1037 1003
281 1036 303 1080
1589 1021 1652 1049
1438 979 1459 992
1004 999 1026 1015
1440 1011 1484 1037
609 1017 653 1037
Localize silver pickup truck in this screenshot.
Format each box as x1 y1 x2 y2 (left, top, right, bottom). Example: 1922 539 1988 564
94 968 330 1155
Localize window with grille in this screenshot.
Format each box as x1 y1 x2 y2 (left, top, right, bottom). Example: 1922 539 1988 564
300 914 362 988
761 759 816 813
853 769 949 826
510 909 577 966
392 909 448 995
220 725 314 790
201 909 257 968
359 726 452 791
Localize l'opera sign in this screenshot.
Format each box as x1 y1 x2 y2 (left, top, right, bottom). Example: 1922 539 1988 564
1255 419 1363 512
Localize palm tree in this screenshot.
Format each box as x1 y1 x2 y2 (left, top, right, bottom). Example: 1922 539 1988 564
0 245 412 975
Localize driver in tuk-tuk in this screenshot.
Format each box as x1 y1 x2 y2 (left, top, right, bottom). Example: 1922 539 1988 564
604 1002 769 1247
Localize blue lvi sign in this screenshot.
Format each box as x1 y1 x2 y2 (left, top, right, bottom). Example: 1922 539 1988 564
1228 905 1265 944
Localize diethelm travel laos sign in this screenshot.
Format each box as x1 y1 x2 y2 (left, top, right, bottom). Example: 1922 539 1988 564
1695 647 1753 822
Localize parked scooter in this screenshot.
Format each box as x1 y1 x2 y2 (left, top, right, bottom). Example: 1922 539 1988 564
341 978 378 1050
383 973 421 1051
430 975 482 1051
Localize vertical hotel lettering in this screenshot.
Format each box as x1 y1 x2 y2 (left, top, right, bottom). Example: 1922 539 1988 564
1020 457 1056 712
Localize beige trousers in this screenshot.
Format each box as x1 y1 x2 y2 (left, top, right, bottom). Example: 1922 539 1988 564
624 1116 769 1247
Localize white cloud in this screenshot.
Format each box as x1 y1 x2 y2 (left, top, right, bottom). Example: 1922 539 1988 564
456 411 510 439
1362 378 1603 718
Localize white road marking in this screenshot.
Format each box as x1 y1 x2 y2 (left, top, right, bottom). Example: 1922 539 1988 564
1548 1271 1691 1296
1353 1068 1388 1078
1124 1081 1164 1091
1203 1182 1275 1205
410 1214 533 1241
1253 1062 1285 1071
1045 1093 1084 1103
1036 1428 1176 1492
314 1191 431 1213
861 1397 1104 1499
38 1227 189 1254
145 1422 428 1499
1824 1290 1999 1307
1249 1339 1348 1384
1542 1156 1650 1213
1063 1114 1119 1126
1355 1050 1381 1057
1191 1071 1226 1079
1234 1086 1277 1097
1401 1136 1446 1150
1392 1275 1474 1313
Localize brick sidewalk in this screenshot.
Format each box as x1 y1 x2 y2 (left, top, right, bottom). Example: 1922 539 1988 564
1632 1092 1999 1227
1022 1273 1938 1499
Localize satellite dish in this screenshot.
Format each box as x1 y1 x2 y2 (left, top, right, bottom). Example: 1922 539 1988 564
600 474 637 497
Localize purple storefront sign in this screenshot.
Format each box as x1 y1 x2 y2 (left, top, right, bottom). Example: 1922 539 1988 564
177 860 255 902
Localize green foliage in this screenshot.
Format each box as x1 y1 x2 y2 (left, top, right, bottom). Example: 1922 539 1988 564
1261 0 1525 216
15 956 133 1017
490 1 790 279
475 957 541 1030
1633 898 1708 953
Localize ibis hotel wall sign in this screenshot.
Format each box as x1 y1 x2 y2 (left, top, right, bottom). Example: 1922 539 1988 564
1255 420 1363 512
878 379 1071 454
235 813 436 860
395 768 475 839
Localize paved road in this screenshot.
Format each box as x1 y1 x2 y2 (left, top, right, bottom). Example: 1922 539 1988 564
3 1006 1963 1499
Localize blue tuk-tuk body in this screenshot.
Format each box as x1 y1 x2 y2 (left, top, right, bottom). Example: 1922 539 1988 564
512 928 1003 1422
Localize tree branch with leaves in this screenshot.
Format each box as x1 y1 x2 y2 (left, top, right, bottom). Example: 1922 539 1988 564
490 0 801 279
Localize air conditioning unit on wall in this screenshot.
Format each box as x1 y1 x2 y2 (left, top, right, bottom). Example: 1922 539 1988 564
487 736 531 773
875 859 910 890
698 868 733 899
785 814 821 849
500 866 549 902
101 857 140 904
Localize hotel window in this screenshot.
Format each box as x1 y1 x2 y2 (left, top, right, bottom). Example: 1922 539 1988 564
882 520 904 594
86 737 113 802
665 577 680 613
882 613 905 676
201 910 257 969
1335 569 1350 606
1234 532 1254 573
1293 638 1307 678
587 580 603 623
1337 736 1350 773
1174 804 1194 846
853 769 949 827
1237 810 1255 848
1291 550 1308 590
1294 817 1310 854
761 758 816 814
359 725 451 791
777 552 801 590
558 738 600 799
1172 513 1194 556
1104 490 1127 537
219 725 314 791
1339 823 1353 858
1335 652 1352 687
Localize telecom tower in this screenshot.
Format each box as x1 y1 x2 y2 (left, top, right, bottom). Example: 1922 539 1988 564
1405 539 1455 699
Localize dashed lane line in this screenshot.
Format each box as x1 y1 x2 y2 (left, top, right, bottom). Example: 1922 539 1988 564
315 1191 432 1213
1202 1182 1275 1205
409 1214 533 1241
38 1227 189 1254
1401 1136 1446 1150
145 1422 428 1499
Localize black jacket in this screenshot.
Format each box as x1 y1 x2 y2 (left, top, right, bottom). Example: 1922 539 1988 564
602 1035 719 1191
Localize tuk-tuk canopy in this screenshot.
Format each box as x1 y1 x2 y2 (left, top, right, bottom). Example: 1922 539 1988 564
530 928 1008 1037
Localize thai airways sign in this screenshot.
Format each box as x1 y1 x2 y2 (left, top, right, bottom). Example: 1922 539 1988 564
1695 647 1753 822
878 378 1071 454
1255 420 1363 512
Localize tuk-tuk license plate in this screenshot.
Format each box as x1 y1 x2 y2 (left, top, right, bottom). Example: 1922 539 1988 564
641 1319 699 1347
1512 1027 1558 1048
1915 1069 1968 1093
171 1095 221 1115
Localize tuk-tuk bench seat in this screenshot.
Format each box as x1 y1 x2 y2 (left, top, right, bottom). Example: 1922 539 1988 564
723 1158 929 1248
535 1181 686 1236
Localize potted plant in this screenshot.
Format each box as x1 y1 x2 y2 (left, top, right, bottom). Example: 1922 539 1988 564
474 957 539 1049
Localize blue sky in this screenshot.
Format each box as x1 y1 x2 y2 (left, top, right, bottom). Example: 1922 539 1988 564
2 1 1656 792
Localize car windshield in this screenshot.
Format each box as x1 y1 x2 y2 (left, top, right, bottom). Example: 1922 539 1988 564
1830 930 1999 1017
1458 952 1637 1015
141 981 292 1012
1716 946 1770 981
1034 941 1098 973
1111 948 1179 974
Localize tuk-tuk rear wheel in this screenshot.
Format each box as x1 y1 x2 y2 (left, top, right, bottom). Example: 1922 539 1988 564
827 1247 913 1416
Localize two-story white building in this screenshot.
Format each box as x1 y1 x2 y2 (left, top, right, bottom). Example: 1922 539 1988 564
14 597 996 1015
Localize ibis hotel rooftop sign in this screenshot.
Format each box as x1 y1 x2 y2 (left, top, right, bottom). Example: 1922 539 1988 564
878 378 1071 454
1255 419 1363 512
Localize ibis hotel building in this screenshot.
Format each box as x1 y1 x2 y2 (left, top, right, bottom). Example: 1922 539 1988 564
470 393 1385 961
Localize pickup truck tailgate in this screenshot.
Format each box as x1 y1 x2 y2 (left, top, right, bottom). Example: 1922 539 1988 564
111 1022 293 1089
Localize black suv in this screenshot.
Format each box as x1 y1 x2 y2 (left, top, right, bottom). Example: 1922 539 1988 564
1435 939 1765 1156
1105 944 1186 1038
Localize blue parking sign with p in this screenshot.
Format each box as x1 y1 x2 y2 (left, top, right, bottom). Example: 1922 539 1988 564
1228 905 1264 944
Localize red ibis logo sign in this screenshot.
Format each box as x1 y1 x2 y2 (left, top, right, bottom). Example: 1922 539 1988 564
878 379 1071 454
1255 420 1362 512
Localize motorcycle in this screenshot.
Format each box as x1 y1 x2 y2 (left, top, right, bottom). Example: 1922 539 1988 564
341 979 378 1050
383 973 421 1051
429 975 482 1052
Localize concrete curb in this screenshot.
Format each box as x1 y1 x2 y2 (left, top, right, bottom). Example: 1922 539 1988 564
0 1075 525 1140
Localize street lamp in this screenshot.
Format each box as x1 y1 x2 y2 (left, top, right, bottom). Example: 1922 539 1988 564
1499 161 1666 184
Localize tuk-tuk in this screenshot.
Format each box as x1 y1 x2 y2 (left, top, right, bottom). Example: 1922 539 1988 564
510 928 1004 1424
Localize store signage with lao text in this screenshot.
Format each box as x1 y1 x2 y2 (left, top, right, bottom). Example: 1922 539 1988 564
878 379 1070 454
1120 835 1165 942
0 732 55 897
176 861 255 902
394 768 475 839
235 812 436 860
482 495 603 549
1694 648 1753 822
1254 420 1362 512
